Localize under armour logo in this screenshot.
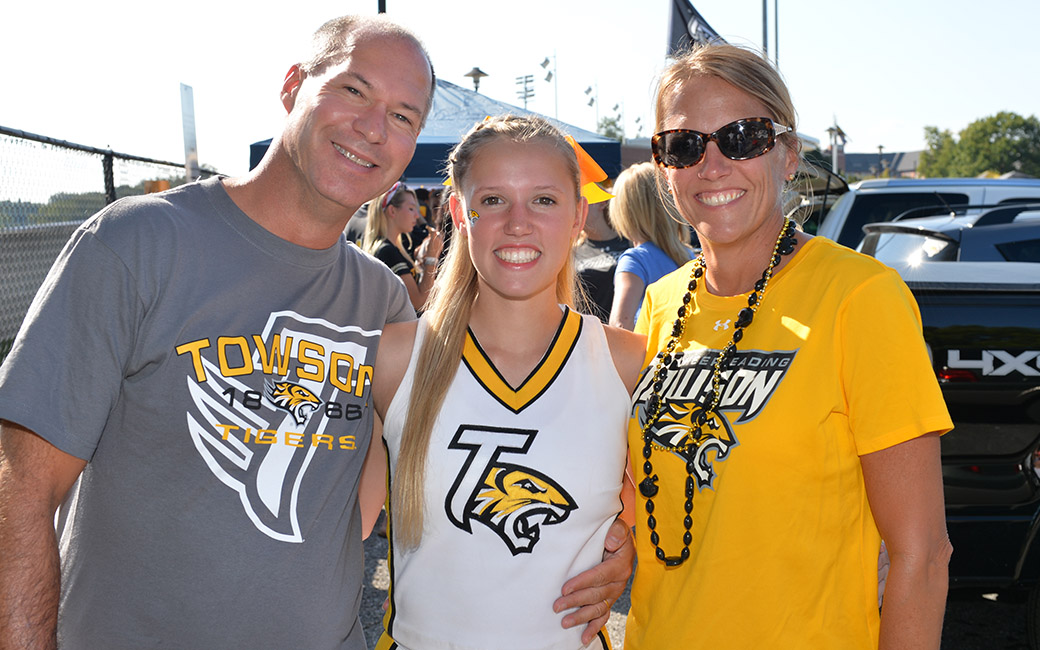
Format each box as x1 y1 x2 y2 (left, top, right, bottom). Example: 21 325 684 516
714 319 731 331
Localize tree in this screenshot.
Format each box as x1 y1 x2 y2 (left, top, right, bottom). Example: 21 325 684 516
597 116 624 142
953 112 1040 177
919 112 1040 178
918 126 957 177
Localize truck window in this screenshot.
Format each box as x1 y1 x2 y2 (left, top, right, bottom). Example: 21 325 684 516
837 192 969 248
997 238 1040 263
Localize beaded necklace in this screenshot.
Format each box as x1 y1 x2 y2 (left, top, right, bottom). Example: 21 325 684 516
637 217 797 567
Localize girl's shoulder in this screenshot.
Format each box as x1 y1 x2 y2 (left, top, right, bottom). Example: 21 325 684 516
602 323 648 394
373 320 420 418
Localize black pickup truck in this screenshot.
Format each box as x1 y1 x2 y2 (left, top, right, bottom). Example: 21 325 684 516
896 261 1040 641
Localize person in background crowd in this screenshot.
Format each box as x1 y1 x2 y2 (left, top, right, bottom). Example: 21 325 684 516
573 198 631 323
624 42 952 649
360 114 643 650
363 182 444 312
344 202 368 244
608 161 694 330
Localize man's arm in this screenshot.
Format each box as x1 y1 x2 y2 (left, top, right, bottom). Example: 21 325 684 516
0 420 86 650
862 433 951 650
554 518 634 645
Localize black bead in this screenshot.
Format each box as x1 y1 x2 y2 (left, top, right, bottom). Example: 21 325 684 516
736 308 753 328
645 500 654 513
693 266 704 278
733 329 743 343
772 253 781 266
642 445 651 459
696 411 707 425
685 478 695 497
646 395 659 414
687 280 697 292
655 547 665 562
680 547 690 561
677 305 686 318
683 532 692 545
650 530 659 545
647 515 657 530
682 292 692 305
754 278 766 292
671 324 682 337
748 292 758 306
685 460 696 474
684 500 693 514
639 475 659 498
684 515 693 528
665 555 685 567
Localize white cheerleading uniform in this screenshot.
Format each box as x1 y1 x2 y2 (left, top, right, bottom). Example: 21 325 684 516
376 307 630 650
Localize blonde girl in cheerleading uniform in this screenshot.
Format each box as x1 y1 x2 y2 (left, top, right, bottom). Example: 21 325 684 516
624 44 953 650
359 115 645 650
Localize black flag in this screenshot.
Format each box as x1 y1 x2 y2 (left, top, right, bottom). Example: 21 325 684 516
668 0 724 56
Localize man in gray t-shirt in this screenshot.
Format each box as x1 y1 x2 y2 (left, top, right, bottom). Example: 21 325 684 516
0 15 434 650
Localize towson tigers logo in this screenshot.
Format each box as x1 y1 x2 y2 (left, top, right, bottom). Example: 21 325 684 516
445 425 576 555
265 379 321 425
634 349 796 489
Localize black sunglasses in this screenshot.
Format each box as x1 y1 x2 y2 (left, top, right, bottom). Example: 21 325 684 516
651 117 792 169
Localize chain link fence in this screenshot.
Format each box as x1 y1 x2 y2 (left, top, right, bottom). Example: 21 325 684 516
0 126 216 361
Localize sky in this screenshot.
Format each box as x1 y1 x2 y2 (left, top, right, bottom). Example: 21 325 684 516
3 0 1038 179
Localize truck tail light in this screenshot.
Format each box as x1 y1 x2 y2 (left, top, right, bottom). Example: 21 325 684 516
938 368 979 382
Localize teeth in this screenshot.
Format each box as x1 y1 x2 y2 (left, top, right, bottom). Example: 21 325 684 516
495 248 540 264
698 190 745 207
333 143 374 168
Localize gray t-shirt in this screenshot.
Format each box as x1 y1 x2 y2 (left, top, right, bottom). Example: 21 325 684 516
0 178 413 649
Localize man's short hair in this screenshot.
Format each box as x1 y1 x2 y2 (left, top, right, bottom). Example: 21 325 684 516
299 15 436 127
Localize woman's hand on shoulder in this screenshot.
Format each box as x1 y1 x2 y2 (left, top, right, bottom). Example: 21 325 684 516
604 325 648 395
373 320 419 419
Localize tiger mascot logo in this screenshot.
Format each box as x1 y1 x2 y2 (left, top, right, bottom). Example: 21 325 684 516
446 425 576 555
265 380 322 425
650 397 737 490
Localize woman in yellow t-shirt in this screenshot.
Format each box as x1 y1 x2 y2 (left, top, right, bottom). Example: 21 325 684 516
624 43 953 649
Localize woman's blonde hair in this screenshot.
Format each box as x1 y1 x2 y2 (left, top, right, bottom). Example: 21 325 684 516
392 114 581 549
362 184 418 254
610 162 692 266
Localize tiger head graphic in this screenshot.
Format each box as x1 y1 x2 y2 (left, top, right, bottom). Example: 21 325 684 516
470 464 576 555
265 380 322 425
649 398 737 489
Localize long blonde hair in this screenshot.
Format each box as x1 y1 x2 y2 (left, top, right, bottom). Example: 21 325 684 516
610 162 692 266
362 183 418 255
392 114 581 549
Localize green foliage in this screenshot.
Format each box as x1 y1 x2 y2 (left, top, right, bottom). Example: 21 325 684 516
597 116 624 142
919 112 1040 177
0 177 192 228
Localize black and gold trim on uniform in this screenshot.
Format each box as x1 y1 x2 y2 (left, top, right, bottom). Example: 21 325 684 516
462 307 582 414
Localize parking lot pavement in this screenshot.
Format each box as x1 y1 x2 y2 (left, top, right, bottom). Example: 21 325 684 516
362 530 1031 649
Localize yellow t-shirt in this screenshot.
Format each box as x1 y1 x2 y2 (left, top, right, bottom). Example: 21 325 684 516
624 237 952 649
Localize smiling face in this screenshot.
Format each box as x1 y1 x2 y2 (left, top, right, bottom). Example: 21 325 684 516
659 74 798 252
279 31 432 217
453 138 585 303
